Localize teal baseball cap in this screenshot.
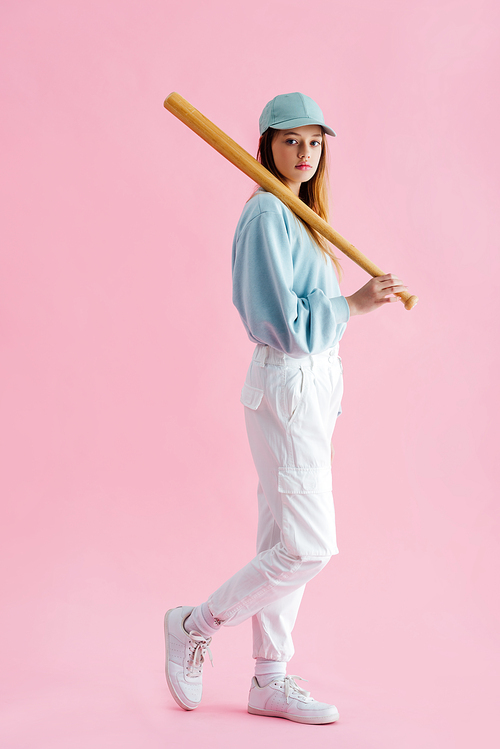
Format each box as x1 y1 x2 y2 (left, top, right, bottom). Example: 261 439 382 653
259 92 336 137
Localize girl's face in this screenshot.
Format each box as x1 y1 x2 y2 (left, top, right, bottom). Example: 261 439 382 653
271 125 323 196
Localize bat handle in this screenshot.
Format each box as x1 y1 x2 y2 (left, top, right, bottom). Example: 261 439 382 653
397 290 419 310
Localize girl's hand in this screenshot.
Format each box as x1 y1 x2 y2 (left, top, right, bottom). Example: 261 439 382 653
346 274 407 316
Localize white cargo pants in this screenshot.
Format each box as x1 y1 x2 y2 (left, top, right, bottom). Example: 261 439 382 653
208 342 344 662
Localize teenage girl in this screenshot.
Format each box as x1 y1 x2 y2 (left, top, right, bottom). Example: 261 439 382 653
164 92 406 725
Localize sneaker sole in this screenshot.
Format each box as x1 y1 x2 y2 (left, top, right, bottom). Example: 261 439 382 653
164 609 198 711
247 705 339 724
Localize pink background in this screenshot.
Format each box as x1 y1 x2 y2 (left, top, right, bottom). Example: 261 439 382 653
1 0 499 746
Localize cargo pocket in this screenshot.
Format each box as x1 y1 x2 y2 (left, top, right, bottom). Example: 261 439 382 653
277 466 338 558
240 382 264 410
278 466 332 494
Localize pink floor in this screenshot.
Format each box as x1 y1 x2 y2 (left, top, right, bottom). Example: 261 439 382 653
2 546 498 748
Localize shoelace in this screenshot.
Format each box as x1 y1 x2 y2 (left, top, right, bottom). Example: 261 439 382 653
186 631 213 677
281 675 312 704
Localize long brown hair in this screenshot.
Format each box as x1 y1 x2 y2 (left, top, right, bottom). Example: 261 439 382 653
254 127 343 279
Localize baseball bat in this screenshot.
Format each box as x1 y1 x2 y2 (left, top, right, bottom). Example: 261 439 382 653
164 92 418 310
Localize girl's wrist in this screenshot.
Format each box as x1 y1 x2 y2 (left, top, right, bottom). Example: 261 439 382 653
346 295 359 316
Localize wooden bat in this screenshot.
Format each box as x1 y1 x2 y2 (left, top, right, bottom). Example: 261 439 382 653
164 92 418 310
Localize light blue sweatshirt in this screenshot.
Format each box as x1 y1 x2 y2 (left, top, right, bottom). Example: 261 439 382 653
231 189 350 358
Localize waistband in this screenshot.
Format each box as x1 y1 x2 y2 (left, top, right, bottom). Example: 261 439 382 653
252 343 340 369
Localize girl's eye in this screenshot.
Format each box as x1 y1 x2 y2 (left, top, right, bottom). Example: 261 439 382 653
284 139 322 146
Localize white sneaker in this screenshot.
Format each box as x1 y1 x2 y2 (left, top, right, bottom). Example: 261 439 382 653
248 675 339 724
164 606 213 710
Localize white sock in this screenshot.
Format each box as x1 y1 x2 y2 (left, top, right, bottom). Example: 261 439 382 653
254 658 287 687
184 602 221 639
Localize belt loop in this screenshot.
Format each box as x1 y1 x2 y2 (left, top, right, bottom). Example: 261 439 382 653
259 345 268 367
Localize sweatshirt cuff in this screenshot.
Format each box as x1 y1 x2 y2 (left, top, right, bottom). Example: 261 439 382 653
330 295 350 323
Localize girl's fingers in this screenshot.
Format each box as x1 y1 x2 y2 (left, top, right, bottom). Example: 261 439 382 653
377 284 407 303
378 276 404 289
383 284 407 294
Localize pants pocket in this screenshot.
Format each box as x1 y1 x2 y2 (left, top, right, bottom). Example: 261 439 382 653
240 382 264 410
281 366 306 426
277 466 338 558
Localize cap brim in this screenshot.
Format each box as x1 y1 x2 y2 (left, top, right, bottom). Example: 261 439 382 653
263 117 336 137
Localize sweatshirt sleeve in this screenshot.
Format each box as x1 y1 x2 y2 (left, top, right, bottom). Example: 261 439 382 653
232 207 350 357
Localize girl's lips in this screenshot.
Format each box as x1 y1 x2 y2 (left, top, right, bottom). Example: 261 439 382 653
295 164 312 170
